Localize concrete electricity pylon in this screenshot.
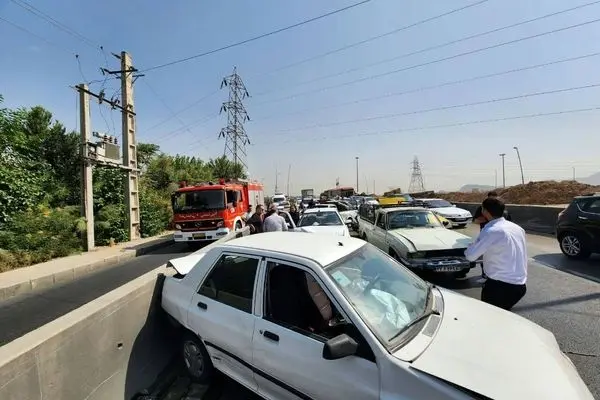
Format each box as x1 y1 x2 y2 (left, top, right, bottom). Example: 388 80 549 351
219 67 250 171
408 156 426 193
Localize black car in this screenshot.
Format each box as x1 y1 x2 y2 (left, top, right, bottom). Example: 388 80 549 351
556 193 600 259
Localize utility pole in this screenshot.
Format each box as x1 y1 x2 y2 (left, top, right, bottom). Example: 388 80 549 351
499 153 506 188
513 146 525 185
219 67 250 171
573 166 576 181
408 156 426 193
495 169 498 188
373 180 375 195
355 157 359 194
286 164 291 196
78 84 94 251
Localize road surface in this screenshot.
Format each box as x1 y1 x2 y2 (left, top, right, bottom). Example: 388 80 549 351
0 242 193 347
156 226 600 399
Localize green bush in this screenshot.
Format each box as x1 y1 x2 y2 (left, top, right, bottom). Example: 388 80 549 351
0 205 84 270
139 187 172 238
94 204 128 246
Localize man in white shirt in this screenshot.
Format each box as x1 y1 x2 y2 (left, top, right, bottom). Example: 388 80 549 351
263 204 289 232
465 197 527 311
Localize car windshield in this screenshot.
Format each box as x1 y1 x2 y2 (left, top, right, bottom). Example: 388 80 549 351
172 190 225 213
272 196 285 203
426 199 453 208
387 210 442 229
298 211 343 226
326 243 429 344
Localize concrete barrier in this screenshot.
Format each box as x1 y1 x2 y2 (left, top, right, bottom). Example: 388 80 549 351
453 202 565 235
0 227 250 400
0 232 175 302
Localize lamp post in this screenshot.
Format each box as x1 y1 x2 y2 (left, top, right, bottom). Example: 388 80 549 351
499 153 506 188
513 146 524 185
355 157 359 194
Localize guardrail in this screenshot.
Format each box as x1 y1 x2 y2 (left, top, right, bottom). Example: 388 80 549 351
0 227 250 400
453 202 564 235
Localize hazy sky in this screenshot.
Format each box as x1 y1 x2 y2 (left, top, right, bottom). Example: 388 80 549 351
2 0 600 195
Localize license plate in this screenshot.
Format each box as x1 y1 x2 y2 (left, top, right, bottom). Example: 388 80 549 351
455 218 467 222
192 233 206 239
435 266 463 272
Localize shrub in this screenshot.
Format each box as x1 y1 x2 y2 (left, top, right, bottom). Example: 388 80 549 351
94 204 128 246
139 187 172 238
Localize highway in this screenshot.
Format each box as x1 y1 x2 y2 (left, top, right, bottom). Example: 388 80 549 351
156 226 600 399
0 242 192 347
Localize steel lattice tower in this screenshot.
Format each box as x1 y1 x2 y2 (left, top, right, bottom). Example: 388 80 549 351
408 156 426 193
218 67 250 170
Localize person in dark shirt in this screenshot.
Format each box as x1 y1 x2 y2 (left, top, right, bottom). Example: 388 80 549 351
472 191 512 280
288 204 300 225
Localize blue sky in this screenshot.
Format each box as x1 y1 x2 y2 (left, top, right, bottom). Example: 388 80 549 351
2 0 600 195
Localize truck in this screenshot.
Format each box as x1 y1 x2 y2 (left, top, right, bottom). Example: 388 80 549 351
171 178 264 244
357 203 476 279
301 189 314 200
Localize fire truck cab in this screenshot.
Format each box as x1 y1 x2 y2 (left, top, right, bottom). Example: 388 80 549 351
171 178 264 243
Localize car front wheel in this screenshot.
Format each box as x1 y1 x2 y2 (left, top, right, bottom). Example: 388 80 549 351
182 332 214 384
559 232 591 259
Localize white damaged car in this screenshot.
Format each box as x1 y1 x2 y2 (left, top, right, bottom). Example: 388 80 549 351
419 198 472 228
296 207 350 237
161 233 593 400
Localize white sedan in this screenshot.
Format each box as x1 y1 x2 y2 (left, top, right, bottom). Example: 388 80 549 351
161 234 593 400
296 207 350 236
420 198 472 228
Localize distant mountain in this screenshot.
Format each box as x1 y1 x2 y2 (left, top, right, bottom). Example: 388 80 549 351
458 184 495 193
580 172 600 185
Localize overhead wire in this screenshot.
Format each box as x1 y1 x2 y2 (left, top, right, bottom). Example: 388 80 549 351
247 0 491 81
252 17 600 107
140 0 375 73
0 15 75 55
253 0 600 96
258 83 600 135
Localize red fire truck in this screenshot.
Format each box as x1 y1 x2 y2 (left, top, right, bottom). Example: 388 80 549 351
171 178 264 243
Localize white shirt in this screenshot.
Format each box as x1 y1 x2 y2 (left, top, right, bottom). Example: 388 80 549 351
263 213 289 232
464 217 528 285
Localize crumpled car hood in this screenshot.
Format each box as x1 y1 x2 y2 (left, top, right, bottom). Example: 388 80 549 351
389 228 472 251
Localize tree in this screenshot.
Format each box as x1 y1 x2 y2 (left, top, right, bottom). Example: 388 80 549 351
207 155 247 180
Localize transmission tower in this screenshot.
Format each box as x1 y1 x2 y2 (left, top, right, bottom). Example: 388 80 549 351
408 156 426 193
218 67 250 170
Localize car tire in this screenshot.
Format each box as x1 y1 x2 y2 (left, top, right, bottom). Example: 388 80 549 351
559 232 591 259
453 267 470 279
182 332 214 384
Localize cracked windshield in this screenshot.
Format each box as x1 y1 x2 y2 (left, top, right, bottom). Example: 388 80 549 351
1 0 598 399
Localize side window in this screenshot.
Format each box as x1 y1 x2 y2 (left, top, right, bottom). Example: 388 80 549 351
264 261 342 340
376 214 386 229
236 190 243 203
582 199 600 214
198 254 259 313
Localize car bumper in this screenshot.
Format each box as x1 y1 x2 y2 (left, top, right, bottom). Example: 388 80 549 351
440 217 471 226
405 257 474 272
173 228 230 242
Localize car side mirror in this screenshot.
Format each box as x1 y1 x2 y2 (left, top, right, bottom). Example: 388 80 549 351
322 333 358 360
442 220 450 227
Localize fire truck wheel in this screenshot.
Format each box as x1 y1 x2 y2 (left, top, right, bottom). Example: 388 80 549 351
235 221 243 231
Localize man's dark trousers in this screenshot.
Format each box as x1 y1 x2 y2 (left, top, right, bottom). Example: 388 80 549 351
481 278 526 310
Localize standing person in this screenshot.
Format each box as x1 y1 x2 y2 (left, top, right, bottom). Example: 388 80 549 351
263 204 289 232
465 197 527 311
472 191 512 280
247 205 265 234
288 204 300 226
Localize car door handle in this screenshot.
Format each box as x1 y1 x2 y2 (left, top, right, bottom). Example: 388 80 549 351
263 330 279 342
197 301 207 310
578 216 588 220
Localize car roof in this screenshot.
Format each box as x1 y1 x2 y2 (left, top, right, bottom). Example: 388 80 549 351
303 207 339 213
223 232 365 266
379 206 428 213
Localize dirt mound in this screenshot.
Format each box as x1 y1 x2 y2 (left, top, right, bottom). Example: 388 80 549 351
440 180 600 205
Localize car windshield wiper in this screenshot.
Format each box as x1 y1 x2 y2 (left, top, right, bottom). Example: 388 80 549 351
388 285 439 342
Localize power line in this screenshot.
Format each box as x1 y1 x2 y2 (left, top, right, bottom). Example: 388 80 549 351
260 83 600 135
248 0 491 81
140 0 375 73
0 15 75 55
252 17 600 107
252 51 600 121
252 106 600 145
153 114 219 144
254 0 600 96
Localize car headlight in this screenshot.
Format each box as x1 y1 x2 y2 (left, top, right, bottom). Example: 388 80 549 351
175 224 182 230
408 251 426 258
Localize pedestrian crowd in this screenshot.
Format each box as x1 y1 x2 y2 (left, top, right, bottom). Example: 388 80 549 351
244 203 300 234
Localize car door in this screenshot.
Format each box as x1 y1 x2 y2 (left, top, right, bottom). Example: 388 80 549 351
252 259 379 400
279 210 297 230
579 198 600 248
188 252 261 392
370 213 387 250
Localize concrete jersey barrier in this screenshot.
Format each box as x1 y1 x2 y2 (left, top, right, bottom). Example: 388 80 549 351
0 227 250 400
453 202 565 235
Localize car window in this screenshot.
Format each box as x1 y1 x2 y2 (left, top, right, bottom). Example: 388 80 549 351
388 210 442 229
198 254 259 313
299 211 343 226
376 214 386 229
264 261 343 341
325 243 429 346
582 199 600 214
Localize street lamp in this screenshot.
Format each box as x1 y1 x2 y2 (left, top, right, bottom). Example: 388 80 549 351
513 146 524 185
499 153 506 188
355 157 359 194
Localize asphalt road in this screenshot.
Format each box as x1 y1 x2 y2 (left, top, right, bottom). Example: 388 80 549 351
157 226 600 399
0 242 192 347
